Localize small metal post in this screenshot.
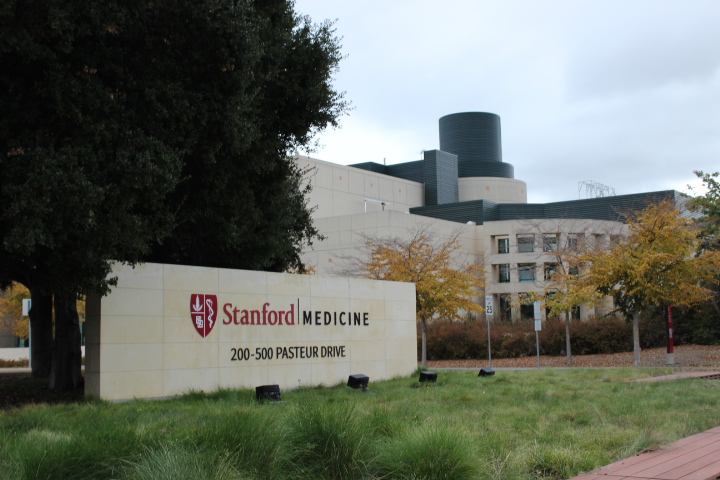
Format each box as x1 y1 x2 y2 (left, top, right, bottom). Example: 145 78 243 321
666 305 675 365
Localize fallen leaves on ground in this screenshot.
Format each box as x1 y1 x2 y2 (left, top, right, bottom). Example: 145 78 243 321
426 345 720 369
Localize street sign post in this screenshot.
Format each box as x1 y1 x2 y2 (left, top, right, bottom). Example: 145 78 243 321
534 301 542 368
485 295 493 368
666 305 674 365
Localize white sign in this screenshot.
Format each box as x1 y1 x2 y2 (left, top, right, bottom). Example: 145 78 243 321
84 263 418 401
485 295 493 316
533 300 542 320
22 299 32 316
534 320 542 331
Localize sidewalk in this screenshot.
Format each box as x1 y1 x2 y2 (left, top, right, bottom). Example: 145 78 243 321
0 367 31 377
569 426 720 480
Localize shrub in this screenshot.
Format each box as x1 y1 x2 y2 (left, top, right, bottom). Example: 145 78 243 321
672 303 720 345
0 358 28 368
421 313 671 360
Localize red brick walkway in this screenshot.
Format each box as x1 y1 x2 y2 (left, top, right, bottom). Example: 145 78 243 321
570 426 720 480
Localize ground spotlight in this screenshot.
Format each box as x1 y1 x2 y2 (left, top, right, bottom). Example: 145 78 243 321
419 371 437 383
347 374 369 391
256 384 282 401
478 368 495 377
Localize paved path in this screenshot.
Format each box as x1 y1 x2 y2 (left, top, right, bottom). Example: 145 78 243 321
570 426 720 480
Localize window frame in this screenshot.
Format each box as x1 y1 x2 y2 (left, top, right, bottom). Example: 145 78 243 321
517 235 534 253
543 234 558 252
497 237 509 254
498 263 510 283
544 263 559 280
518 263 536 282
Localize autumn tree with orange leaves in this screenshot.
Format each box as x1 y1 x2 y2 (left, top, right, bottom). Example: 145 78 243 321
582 200 720 366
337 225 485 367
0 283 30 340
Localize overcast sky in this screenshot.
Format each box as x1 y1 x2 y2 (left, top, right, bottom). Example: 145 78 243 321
293 0 720 204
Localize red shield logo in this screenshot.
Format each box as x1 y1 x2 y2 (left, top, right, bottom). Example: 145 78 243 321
190 294 218 338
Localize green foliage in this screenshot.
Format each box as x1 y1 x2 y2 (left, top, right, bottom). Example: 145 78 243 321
689 170 720 248
1 0 346 384
0 0 346 296
673 303 720 345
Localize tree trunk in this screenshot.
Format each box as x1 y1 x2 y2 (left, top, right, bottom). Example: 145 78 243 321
565 311 572 365
29 291 53 378
633 305 641 367
50 294 83 390
421 316 427 368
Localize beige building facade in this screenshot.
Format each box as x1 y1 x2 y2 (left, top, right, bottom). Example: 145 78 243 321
298 112 678 321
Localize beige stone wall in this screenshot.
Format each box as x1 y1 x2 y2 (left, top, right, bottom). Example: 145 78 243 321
85 263 417 401
296 156 425 218
304 210 484 277
458 177 528 204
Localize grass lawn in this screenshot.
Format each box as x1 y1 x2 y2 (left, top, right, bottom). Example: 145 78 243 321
1 368 719 480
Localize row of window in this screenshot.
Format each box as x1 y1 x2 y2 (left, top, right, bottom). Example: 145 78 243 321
496 233 620 254
493 293 580 320
498 235 560 254
495 263 579 283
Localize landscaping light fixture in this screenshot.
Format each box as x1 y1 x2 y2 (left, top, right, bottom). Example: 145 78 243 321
347 374 369 391
256 384 282 401
478 368 495 377
419 371 437 383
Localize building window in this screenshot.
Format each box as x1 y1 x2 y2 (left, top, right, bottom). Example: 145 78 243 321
610 235 621 246
497 237 509 254
498 264 510 283
543 234 557 252
517 235 534 253
544 263 558 280
499 294 512 320
571 305 580 320
519 293 534 319
545 292 556 318
593 234 604 249
567 233 583 249
519 263 535 282
568 265 579 276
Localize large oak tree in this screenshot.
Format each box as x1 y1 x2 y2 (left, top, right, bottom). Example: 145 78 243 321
0 0 345 387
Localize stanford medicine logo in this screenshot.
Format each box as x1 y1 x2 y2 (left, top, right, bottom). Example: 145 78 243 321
191 294 218 338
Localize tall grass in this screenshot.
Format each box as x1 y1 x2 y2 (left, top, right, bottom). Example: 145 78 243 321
374 423 480 479
1 369 719 480
289 403 373 479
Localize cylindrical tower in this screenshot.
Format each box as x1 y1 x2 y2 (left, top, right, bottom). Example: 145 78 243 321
439 112 514 179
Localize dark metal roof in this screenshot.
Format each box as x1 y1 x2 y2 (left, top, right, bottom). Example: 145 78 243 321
409 190 679 225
